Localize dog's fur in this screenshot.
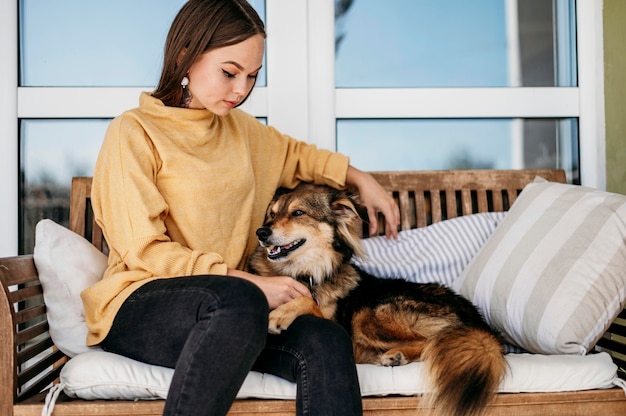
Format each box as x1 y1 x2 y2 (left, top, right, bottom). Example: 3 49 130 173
247 183 507 416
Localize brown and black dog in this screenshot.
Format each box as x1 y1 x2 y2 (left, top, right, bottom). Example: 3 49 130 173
247 183 506 416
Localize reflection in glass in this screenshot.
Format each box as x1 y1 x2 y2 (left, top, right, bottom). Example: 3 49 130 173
337 118 579 180
20 120 109 254
19 0 267 87
335 0 576 88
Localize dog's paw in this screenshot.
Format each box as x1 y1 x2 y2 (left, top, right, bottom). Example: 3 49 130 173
380 350 408 366
268 309 296 334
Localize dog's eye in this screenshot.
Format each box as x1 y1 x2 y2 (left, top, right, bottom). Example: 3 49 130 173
292 210 305 217
268 211 276 219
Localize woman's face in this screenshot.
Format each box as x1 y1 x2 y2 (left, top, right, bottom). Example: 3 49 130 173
185 34 264 115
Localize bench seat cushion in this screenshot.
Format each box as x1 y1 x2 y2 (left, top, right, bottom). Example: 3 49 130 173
59 349 621 400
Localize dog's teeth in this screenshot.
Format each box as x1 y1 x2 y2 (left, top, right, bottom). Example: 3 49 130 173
268 246 281 256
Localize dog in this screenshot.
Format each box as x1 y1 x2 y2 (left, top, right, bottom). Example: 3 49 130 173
247 183 507 416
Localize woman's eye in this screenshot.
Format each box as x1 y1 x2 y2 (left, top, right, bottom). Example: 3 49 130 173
222 69 235 78
248 73 258 80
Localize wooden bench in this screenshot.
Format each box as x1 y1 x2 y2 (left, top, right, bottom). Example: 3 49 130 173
2 169 626 416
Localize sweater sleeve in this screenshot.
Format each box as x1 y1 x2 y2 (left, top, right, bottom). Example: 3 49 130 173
241 115 350 190
92 115 228 279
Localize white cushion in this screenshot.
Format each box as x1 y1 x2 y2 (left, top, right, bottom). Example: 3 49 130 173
353 212 506 286
453 179 626 355
60 350 621 400
34 219 107 357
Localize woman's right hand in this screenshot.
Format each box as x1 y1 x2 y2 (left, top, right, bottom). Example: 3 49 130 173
227 268 312 309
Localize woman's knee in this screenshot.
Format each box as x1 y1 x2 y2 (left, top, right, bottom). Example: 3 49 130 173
195 275 269 330
289 315 353 355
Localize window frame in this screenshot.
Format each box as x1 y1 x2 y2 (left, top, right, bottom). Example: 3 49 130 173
0 0 605 256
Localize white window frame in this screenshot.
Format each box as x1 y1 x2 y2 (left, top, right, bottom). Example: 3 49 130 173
0 0 605 256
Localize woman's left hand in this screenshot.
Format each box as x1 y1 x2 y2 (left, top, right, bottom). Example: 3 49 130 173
346 166 400 239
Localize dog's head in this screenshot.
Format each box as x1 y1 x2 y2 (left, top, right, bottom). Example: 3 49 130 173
252 183 365 282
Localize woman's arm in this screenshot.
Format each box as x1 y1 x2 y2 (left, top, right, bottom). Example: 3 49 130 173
346 166 400 239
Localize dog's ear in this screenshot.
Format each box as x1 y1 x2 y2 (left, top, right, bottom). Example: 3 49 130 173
331 191 366 258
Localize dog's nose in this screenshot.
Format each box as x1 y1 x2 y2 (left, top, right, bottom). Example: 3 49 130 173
256 227 272 242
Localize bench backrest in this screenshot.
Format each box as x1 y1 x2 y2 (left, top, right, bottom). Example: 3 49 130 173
69 169 568 244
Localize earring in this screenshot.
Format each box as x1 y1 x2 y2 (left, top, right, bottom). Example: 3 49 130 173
180 75 192 108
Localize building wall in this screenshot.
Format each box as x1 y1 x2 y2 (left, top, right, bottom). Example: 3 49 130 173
604 0 626 194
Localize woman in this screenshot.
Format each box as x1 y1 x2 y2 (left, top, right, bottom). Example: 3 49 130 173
81 1 400 415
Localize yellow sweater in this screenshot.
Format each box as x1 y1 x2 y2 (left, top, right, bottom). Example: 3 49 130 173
81 93 349 346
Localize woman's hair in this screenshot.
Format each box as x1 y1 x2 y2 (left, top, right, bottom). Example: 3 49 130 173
153 0 266 107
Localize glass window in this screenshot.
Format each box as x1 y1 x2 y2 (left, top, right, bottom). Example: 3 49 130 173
337 118 579 180
20 119 108 253
335 0 576 88
19 0 267 87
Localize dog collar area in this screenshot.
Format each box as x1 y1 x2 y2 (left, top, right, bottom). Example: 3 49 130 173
297 275 318 304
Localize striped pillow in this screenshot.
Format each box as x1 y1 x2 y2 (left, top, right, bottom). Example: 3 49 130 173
353 212 506 287
453 179 626 355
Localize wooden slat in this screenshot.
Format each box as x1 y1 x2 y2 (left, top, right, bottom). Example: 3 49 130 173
15 321 49 346
69 177 105 252
8 284 42 304
0 255 39 287
606 321 626 337
596 337 626 354
398 191 411 231
414 192 427 228
476 189 488 212
17 348 65 388
492 190 504 211
15 303 46 326
16 336 55 366
69 177 90 239
430 190 442 223
445 189 457 219
507 188 518 207
16 366 63 403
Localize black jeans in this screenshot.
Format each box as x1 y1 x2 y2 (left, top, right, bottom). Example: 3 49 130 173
102 275 362 416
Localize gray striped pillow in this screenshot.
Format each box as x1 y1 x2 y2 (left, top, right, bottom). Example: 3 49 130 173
453 179 626 355
353 212 506 286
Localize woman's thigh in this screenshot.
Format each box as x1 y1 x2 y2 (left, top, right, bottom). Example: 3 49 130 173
102 275 269 368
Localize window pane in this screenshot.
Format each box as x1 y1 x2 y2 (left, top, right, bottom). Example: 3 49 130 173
337 118 579 182
20 119 108 254
335 0 576 87
19 0 267 87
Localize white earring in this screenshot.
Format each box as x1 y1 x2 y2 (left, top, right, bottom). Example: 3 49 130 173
181 76 189 87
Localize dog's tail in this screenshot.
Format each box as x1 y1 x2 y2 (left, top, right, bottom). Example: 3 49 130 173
421 326 506 416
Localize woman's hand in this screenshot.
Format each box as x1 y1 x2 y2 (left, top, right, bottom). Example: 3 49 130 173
346 166 400 239
227 268 311 309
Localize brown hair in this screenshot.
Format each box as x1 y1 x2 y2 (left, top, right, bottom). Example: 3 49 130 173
153 0 266 107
